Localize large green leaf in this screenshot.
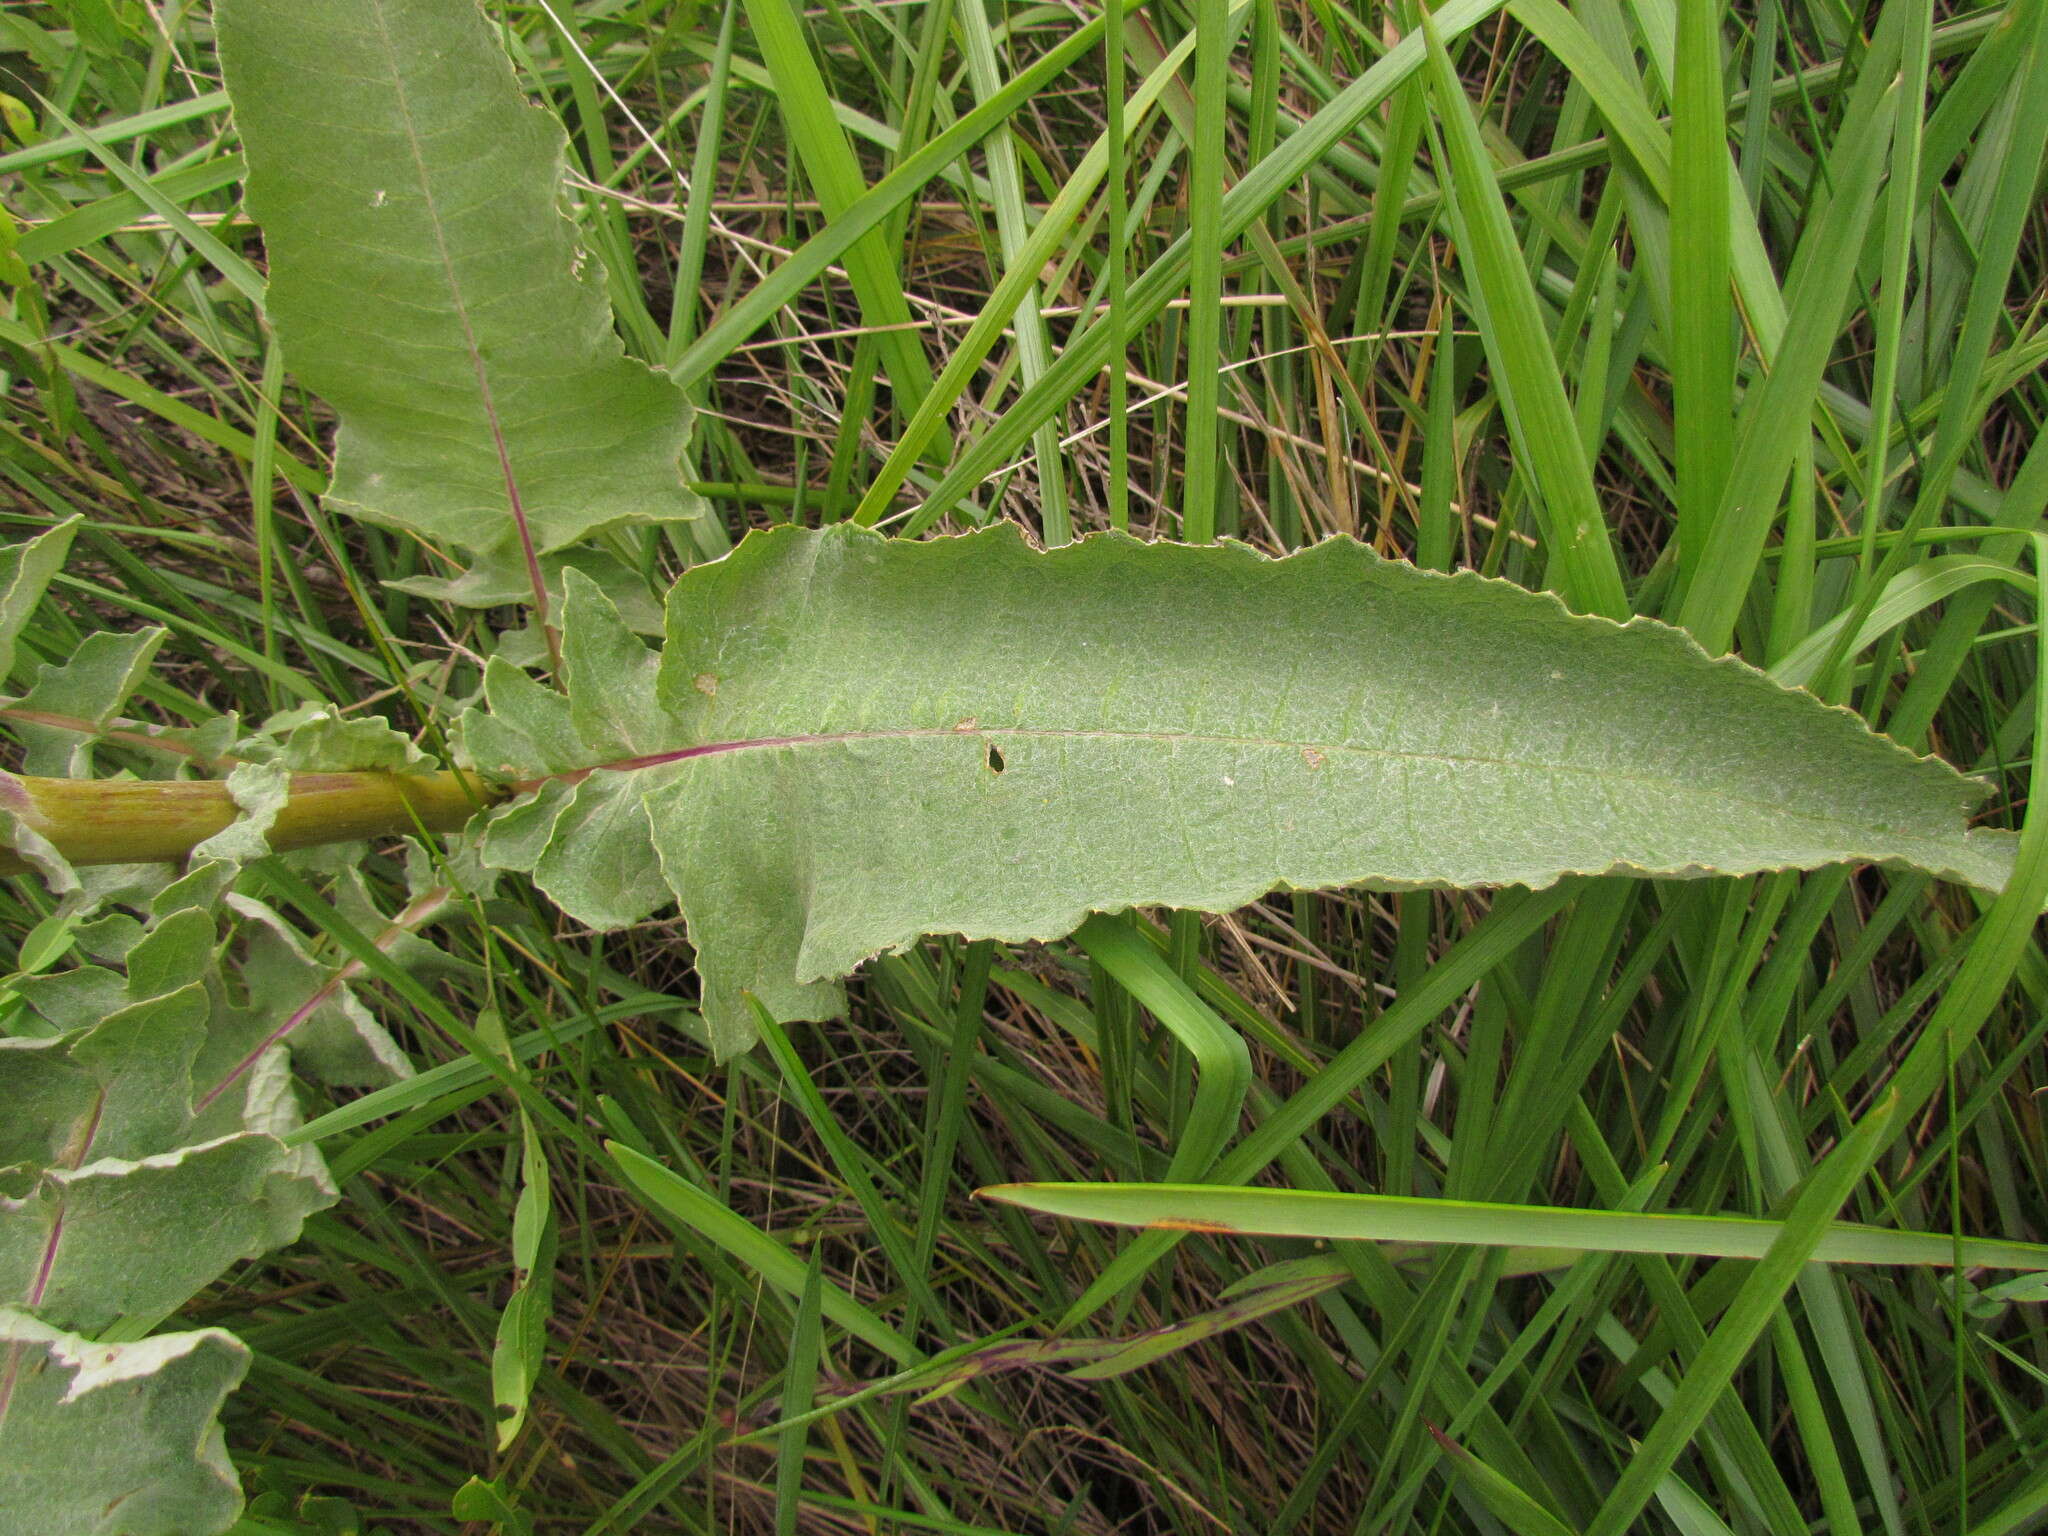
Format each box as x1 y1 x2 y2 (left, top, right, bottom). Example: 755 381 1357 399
0 875 336 1335
466 524 2017 1056
216 0 699 566
0 1310 248 1536
0 1132 331 1333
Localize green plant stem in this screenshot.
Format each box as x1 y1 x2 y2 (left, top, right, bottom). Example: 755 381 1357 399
0 769 499 874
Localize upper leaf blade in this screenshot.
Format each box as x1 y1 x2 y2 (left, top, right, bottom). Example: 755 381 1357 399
471 524 2017 1055
216 0 699 561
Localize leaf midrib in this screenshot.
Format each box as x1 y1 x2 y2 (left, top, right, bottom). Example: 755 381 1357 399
552 724 1948 845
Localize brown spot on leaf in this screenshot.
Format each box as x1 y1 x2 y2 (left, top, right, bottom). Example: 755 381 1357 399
693 674 718 697
1301 746 1326 770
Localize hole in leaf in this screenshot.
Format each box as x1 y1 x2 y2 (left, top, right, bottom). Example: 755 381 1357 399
985 742 1005 774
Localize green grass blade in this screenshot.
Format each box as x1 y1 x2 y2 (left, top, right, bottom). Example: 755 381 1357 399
738 0 938 428
1665 1 1734 593
1419 6 1627 619
1583 1093 1901 1536
979 1180 2048 1269
1180 0 1237 544
889 0 1513 532
952 0 1072 543
606 1141 918 1366
1677 86 1899 653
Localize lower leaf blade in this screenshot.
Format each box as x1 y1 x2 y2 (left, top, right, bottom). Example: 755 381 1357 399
0 1310 249 1536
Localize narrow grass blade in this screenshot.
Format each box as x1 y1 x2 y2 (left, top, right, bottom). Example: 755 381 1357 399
891 0 1513 531
739 0 937 424
952 0 1071 542
774 1252 825 1536
1071 915 1250 1183
1677 85 1899 653
1180 0 1237 544
978 1181 2048 1270
1583 1094 1901 1536
1665 0 1734 589
607 1141 918 1367
1411 10 1628 616
669 13 1118 392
